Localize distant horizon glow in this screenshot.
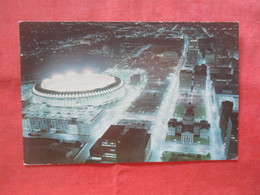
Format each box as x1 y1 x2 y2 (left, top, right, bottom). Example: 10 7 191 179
41 72 116 92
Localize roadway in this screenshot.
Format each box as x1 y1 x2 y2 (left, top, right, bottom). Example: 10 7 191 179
149 35 189 162
73 84 143 163
205 67 225 160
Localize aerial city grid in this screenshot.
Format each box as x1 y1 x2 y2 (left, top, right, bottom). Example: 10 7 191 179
20 22 239 164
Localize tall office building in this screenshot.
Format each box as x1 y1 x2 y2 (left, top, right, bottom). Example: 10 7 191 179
179 70 193 93
219 101 233 141
186 39 199 68
219 101 238 159
193 64 207 93
227 112 238 159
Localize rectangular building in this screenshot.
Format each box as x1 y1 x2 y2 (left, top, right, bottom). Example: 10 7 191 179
193 65 207 93
179 70 193 93
186 39 199 67
117 128 149 163
100 125 126 162
89 126 151 163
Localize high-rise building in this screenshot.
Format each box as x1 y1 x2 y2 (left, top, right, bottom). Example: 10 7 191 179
219 101 233 141
186 39 199 68
219 101 238 159
179 70 193 93
193 65 207 93
214 85 239 112
227 112 238 159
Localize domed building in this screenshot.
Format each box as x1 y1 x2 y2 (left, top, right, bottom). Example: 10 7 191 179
22 72 126 136
167 104 210 144
183 104 195 126
32 72 125 107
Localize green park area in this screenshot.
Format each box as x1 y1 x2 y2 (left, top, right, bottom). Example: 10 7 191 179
166 135 209 145
165 135 181 142
173 105 206 119
161 151 211 162
194 137 210 145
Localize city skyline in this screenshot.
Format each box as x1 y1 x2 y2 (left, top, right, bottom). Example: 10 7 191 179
20 22 239 164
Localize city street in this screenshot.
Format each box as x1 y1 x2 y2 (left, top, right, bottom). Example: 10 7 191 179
205 67 225 160
20 23 238 164
149 35 189 162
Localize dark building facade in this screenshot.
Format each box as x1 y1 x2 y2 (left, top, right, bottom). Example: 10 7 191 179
117 128 149 162
227 112 238 159
219 101 233 140
179 70 193 93
186 39 199 69
193 64 207 93
100 125 126 162
89 125 151 163
219 101 238 159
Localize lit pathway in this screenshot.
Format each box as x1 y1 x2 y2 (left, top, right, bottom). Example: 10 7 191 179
149 35 189 162
205 66 225 160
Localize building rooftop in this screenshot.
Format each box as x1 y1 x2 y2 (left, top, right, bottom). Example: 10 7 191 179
184 105 194 117
194 64 207 75
182 125 193 133
89 138 102 157
180 69 193 74
101 125 126 140
200 120 210 129
215 85 238 95
168 118 181 127
211 73 232 81
126 128 147 137
162 51 179 58
210 67 232 74
230 112 238 136
117 128 147 162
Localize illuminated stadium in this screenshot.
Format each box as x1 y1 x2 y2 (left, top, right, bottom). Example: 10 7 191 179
32 71 125 107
